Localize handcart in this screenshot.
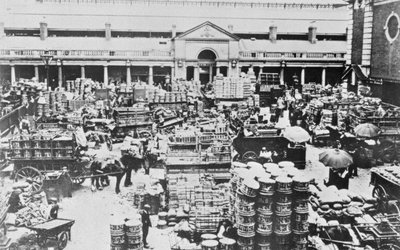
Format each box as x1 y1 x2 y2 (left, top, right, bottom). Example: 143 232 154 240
27 218 75 249
353 221 400 249
370 169 400 213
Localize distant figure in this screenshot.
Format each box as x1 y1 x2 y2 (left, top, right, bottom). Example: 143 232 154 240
141 204 152 248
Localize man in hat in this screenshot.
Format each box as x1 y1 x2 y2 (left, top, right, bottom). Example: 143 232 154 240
259 147 272 164
141 204 152 248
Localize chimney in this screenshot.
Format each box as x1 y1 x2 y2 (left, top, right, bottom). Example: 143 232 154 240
172 24 176 38
105 22 111 40
269 25 277 43
40 21 48 40
0 22 4 38
228 25 233 33
308 26 317 44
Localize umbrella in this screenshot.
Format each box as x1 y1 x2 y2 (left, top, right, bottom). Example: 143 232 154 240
282 126 311 143
354 123 380 138
319 149 353 169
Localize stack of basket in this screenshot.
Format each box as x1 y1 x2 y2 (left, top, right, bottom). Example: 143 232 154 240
125 218 143 250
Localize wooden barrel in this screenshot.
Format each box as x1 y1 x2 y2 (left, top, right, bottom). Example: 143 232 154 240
293 198 309 213
256 233 271 246
201 234 217 241
157 220 167 229
236 201 255 216
276 193 292 204
275 201 292 216
293 231 308 250
126 243 143 250
293 211 309 233
125 219 142 236
237 235 254 248
274 232 291 249
110 217 125 235
292 176 310 192
219 238 236 250
110 245 124 250
239 178 260 198
237 213 255 224
275 177 292 194
256 212 273 235
258 178 276 195
126 234 142 245
274 214 292 234
237 222 256 237
158 212 167 221
110 234 125 247
201 240 219 250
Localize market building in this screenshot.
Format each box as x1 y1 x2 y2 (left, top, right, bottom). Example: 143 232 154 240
344 0 400 105
0 0 348 88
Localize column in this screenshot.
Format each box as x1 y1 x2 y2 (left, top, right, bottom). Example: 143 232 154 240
171 66 175 80
126 66 131 84
351 69 356 86
194 66 199 81
58 64 63 89
148 66 154 85
11 65 16 83
280 67 285 85
321 67 326 86
81 66 85 79
103 65 108 86
209 65 213 82
301 67 305 85
216 66 220 76
34 65 39 80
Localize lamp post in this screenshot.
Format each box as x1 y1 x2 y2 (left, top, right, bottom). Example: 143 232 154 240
41 50 53 88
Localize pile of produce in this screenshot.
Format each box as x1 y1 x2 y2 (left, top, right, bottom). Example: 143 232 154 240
309 185 377 222
15 202 53 227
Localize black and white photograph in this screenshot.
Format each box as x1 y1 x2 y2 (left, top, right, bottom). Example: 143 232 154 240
0 0 400 249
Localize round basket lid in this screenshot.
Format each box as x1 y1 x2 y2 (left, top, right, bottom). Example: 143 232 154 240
243 178 260 190
220 238 236 244
276 176 292 184
247 161 263 169
110 216 125 226
201 234 217 240
232 162 248 168
263 163 279 170
125 220 142 227
202 240 219 247
293 175 310 183
258 176 275 184
157 220 167 226
278 161 295 168
158 212 167 217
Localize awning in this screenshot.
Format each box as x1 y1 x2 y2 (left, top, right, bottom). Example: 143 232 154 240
341 65 368 81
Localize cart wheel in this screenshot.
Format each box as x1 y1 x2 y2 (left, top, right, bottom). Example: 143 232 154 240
58 231 69 249
8 243 18 250
372 185 389 211
14 166 44 193
242 151 258 162
38 235 47 247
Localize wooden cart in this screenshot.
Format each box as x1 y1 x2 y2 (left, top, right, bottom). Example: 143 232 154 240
370 170 400 213
27 218 75 249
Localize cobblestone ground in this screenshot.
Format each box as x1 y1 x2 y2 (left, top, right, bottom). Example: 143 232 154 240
57 143 377 250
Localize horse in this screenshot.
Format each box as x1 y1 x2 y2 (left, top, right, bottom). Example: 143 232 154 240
90 158 126 194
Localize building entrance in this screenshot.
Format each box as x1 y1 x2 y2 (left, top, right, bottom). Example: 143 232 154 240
197 49 217 84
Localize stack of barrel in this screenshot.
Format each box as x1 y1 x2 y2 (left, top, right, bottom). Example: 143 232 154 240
110 216 126 250
236 165 260 250
110 215 143 250
274 176 293 250
125 218 143 250
292 176 310 250
256 175 275 250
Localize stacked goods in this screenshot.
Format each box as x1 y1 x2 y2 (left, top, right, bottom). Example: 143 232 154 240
167 174 200 209
215 77 249 99
110 216 126 250
308 183 377 224
274 176 292 250
292 176 311 250
9 135 74 160
147 89 188 104
125 218 143 250
256 175 275 250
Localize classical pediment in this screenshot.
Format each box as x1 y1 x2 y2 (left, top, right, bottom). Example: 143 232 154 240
174 21 240 41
